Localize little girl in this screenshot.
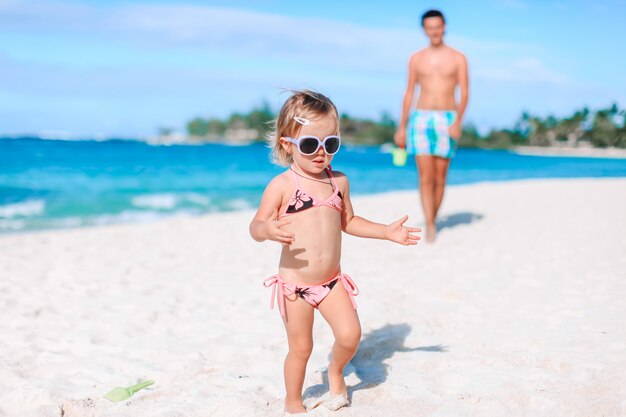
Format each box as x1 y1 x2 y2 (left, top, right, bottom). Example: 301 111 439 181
249 90 420 415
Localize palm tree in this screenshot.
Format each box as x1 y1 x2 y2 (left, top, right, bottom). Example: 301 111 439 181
589 105 619 147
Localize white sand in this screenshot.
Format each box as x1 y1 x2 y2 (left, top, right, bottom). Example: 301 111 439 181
1 178 625 417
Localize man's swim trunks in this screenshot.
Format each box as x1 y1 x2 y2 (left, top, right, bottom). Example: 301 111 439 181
406 110 457 158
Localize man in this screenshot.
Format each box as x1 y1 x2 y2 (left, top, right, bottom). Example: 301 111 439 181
395 9 469 243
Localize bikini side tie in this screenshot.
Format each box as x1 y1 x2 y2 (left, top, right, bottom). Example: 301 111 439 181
338 273 359 310
263 273 359 318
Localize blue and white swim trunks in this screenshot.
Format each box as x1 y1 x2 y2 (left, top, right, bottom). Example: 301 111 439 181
407 110 457 158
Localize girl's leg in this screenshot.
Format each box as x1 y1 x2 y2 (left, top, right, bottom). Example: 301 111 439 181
283 297 315 413
318 281 361 396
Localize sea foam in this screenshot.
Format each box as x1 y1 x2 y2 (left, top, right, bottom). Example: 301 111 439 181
0 200 45 218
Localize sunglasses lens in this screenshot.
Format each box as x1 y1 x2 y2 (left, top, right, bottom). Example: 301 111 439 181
299 138 319 155
324 137 340 154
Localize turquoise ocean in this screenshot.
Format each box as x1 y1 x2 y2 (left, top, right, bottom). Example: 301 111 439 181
1 138 625 234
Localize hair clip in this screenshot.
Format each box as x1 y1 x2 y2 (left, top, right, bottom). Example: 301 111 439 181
293 116 310 126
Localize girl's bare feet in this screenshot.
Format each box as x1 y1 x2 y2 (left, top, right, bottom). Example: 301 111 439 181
325 365 350 410
284 399 307 414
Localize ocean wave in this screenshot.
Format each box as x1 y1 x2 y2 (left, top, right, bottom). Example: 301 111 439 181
0 219 26 231
131 193 211 210
225 198 253 210
0 199 45 218
89 210 169 226
0 211 183 234
132 193 179 210
184 193 211 206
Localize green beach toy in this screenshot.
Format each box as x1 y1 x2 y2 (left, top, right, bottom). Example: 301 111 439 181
104 379 155 402
391 147 408 167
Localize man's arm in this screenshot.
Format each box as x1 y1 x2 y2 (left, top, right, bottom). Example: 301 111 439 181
450 53 469 138
394 54 419 148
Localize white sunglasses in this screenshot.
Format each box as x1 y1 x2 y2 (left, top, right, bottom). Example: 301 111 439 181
284 135 341 155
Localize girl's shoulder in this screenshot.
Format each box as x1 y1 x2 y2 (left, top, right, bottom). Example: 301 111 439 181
329 170 350 194
330 169 349 184
266 170 293 191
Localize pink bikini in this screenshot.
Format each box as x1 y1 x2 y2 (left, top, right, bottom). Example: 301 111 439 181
278 166 343 218
263 273 359 318
263 166 359 318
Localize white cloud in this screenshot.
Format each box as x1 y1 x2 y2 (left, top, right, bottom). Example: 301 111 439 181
0 0 94 30
0 1 550 77
474 57 570 85
101 5 420 74
1 0 609 135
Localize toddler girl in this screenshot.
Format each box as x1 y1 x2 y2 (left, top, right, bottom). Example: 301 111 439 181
249 90 420 415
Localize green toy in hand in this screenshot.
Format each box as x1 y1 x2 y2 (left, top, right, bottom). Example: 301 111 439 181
391 147 407 167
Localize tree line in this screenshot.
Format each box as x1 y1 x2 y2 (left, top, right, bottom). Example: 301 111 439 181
182 103 626 148
459 104 626 149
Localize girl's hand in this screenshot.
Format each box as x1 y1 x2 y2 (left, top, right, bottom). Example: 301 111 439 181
265 208 294 245
384 215 421 245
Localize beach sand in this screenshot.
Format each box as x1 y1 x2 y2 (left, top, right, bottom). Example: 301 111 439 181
1 178 625 417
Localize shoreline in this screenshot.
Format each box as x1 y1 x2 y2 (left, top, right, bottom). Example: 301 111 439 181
1 176 625 237
4 136 626 159
511 145 626 159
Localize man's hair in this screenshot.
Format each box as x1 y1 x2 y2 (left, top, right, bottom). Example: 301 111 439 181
421 9 445 26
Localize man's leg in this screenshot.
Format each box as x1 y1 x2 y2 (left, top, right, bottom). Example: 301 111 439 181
433 156 451 218
416 155 436 242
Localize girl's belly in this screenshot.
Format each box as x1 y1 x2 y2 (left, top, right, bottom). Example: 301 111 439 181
278 210 342 285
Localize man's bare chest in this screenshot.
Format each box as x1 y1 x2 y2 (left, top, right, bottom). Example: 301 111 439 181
415 55 457 78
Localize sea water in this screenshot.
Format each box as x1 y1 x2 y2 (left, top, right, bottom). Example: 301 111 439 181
1 138 625 233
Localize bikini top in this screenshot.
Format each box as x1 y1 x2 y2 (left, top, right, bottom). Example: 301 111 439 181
280 166 343 218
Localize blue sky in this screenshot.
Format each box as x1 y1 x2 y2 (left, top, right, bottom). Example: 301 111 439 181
1 0 625 137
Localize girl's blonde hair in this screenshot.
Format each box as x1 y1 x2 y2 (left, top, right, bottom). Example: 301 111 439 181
268 89 339 166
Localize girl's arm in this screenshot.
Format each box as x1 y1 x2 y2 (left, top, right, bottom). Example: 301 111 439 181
249 176 294 245
339 176 421 245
